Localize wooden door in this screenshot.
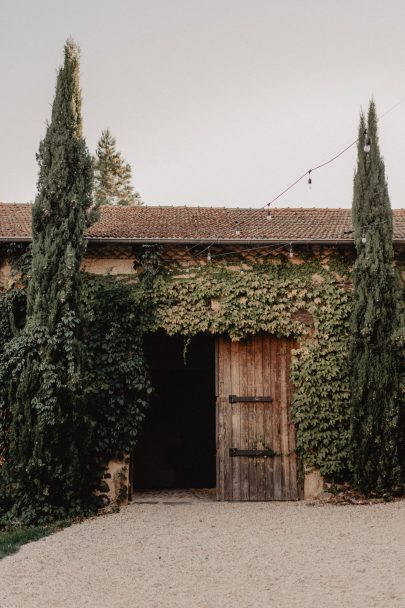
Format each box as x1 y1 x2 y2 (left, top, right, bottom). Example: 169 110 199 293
216 334 300 501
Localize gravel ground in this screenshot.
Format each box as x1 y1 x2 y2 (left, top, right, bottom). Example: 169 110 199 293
1 492 405 608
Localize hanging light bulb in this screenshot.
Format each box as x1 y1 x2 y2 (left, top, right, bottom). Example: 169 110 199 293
308 170 312 189
266 207 272 220
235 221 241 236
289 244 294 258
361 235 367 244
207 249 212 262
364 130 372 153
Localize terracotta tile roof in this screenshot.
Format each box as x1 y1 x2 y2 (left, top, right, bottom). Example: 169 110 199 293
0 204 32 239
1 203 405 243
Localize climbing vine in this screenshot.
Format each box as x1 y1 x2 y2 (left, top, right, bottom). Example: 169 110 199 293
81 274 152 462
0 254 151 520
0 275 151 458
0 243 355 491
139 250 353 479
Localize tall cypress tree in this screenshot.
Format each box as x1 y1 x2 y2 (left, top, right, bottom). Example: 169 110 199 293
350 100 403 495
93 129 142 206
0 40 97 523
28 39 92 326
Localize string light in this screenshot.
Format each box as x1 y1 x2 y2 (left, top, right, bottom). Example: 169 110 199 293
193 240 218 259
261 94 405 210
194 241 294 262
361 235 367 244
289 244 294 258
211 242 290 259
207 249 212 261
262 137 360 210
266 207 272 220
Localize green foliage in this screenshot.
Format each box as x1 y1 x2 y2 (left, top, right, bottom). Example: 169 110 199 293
292 336 351 477
81 275 151 461
0 289 26 490
0 40 97 524
3 243 32 281
27 41 93 329
0 289 26 351
4 194 394 504
0 276 151 523
0 316 99 524
4 246 352 486
139 251 353 478
93 129 142 207
350 101 404 495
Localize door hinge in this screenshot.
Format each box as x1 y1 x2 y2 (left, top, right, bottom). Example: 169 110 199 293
229 395 273 404
229 448 276 457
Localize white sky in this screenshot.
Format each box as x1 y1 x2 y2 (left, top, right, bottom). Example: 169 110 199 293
1 0 405 208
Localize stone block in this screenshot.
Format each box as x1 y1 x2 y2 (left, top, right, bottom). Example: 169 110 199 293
304 469 324 500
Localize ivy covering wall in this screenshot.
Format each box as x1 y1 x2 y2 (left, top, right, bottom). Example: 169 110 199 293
0 248 151 519
81 275 151 462
139 249 354 479
1 244 354 488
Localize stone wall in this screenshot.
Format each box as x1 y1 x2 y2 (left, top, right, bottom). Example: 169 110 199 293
0 241 356 287
96 456 131 508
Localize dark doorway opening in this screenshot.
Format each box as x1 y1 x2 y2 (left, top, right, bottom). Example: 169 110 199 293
132 332 216 491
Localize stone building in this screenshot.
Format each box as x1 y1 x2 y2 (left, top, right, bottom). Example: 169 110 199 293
1 203 404 502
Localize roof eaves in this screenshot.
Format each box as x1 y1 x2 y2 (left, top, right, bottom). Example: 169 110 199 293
82 236 405 245
85 237 357 245
0 236 32 242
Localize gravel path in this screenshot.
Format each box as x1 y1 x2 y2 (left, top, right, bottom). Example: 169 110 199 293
1 492 404 608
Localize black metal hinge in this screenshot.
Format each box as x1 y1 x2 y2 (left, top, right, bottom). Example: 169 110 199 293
229 395 273 404
229 448 276 458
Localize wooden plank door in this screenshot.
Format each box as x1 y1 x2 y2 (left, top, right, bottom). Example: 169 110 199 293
216 333 299 501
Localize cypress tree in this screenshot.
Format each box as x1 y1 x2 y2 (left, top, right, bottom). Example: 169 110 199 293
350 100 404 495
0 40 97 523
28 39 93 327
93 129 142 206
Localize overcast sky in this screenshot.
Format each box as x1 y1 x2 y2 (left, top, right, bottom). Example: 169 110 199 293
1 0 405 208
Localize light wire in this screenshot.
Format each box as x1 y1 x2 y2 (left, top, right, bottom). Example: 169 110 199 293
262 95 405 209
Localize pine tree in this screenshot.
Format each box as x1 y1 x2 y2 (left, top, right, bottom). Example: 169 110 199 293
350 100 404 495
93 130 142 206
0 40 97 523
